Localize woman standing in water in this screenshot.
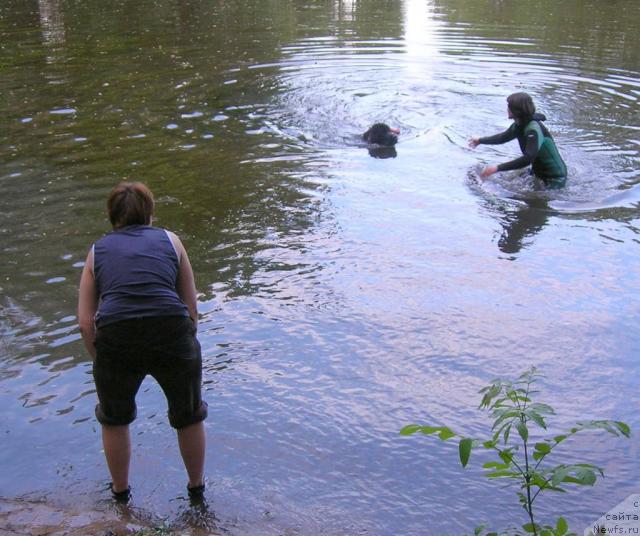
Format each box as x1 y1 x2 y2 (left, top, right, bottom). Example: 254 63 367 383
78 182 207 503
469 92 567 188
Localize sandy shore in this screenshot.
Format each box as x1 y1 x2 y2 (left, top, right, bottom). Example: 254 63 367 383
0 497 219 536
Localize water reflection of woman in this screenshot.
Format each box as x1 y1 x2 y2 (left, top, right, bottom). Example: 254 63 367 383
497 199 551 255
469 92 567 189
77 182 207 503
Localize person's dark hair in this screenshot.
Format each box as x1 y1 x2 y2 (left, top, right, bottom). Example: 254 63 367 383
107 182 154 229
363 123 398 146
507 92 536 123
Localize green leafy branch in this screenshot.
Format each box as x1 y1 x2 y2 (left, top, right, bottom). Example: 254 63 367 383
400 367 630 536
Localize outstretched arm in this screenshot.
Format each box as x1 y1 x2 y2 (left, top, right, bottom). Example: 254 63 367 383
478 125 518 146
469 124 518 149
495 128 539 172
478 126 539 178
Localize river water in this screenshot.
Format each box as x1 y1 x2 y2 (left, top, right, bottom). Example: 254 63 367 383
1 1 639 534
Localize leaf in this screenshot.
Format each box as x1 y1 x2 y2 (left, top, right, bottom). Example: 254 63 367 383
459 438 473 467
490 407 515 418
522 522 538 533
482 461 510 470
519 367 537 379
489 397 508 407
526 411 547 429
573 463 605 477
528 472 549 490
551 466 569 487
416 425 443 436
400 424 422 436
575 420 631 438
492 421 512 444
400 425 458 440
498 450 514 465
517 421 529 442
586 421 616 435
615 421 631 438
534 442 551 454
550 465 599 487
556 517 568 535
573 468 597 486
438 427 456 440
503 423 512 444
530 403 555 415
507 389 519 403
485 470 519 478
479 385 502 408
491 410 521 431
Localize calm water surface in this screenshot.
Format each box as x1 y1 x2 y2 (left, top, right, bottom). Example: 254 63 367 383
1 1 639 534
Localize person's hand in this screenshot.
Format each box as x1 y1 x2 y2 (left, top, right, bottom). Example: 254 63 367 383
468 137 480 148
480 165 498 178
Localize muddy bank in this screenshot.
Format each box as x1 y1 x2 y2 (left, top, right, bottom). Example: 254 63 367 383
0 497 221 536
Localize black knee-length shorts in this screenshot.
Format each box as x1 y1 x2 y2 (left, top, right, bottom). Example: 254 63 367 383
93 315 208 429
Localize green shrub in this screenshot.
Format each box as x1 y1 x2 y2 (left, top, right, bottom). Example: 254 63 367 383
401 367 630 536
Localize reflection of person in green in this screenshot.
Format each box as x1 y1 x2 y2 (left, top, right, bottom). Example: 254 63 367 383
469 92 567 189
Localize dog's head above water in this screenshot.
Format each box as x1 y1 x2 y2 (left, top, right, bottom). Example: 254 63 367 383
362 123 400 146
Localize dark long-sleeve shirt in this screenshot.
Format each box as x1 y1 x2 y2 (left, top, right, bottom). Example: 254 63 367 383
480 123 538 172
479 115 567 179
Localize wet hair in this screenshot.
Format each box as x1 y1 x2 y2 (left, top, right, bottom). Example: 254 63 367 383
107 181 154 229
507 92 536 123
363 123 398 146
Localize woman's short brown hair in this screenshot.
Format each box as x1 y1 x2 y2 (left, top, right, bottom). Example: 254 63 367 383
507 92 536 123
107 182 154 228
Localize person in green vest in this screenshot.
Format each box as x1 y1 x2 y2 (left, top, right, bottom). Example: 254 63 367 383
469 92 567 189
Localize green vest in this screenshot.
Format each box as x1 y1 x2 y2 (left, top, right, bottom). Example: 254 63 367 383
525 121 567 179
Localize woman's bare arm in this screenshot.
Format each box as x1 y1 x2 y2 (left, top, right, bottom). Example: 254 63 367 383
169 231 198 327
78 248 98 358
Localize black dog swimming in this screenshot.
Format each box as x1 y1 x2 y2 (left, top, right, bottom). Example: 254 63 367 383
363 123 400 146
362 123 400 159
